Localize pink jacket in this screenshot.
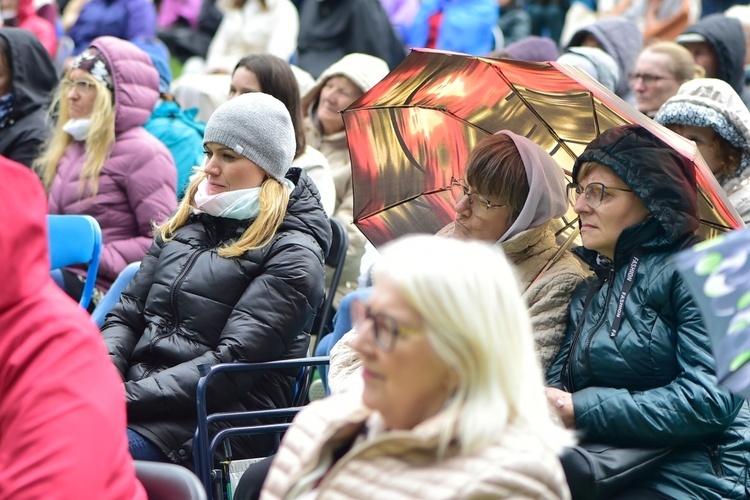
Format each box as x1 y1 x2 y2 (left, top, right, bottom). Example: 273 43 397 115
13 0 57 56
0 156 146 500
48 36 177 289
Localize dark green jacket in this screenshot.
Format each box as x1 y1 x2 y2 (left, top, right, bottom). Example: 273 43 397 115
547 125 750 499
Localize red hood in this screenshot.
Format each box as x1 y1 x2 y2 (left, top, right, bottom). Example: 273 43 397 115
0 156 50 311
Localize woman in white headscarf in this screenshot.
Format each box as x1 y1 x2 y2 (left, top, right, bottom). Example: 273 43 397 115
327 131 588 394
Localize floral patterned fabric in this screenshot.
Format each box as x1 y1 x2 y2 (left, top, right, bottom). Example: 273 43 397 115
70 47 114 92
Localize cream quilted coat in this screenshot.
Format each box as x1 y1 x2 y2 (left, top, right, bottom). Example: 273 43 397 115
260 394 571 499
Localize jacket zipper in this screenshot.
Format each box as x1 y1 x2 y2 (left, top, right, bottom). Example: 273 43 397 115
562 275 609 392
708 444 724 477
583 269 615 383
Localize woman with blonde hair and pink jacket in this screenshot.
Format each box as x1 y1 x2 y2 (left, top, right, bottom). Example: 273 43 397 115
36 36 177 309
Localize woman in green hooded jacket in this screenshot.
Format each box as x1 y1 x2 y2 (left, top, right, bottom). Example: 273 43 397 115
547 124 750 499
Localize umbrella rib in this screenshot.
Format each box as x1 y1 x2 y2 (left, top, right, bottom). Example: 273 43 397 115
359 186 451 219
389 107 426 173
488 64 580 160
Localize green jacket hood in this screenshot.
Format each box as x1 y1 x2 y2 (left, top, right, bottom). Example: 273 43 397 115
573 125 700 264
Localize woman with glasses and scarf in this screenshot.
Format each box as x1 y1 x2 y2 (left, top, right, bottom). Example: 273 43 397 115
326 131 588 395
35 36 177 309
260 235 573 499
546 124 750 499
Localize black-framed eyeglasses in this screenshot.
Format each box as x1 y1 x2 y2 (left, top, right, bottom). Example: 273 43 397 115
61 79 96 93
627 73 675 85
568 182 633 209
450 177 506 217
352 299 422 352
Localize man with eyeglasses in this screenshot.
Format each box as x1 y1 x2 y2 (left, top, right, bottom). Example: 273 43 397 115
676 13 750 109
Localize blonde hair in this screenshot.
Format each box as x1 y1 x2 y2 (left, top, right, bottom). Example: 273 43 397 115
155 171 290 257
35 73 115 197
643 41 705 82
373 235 574 458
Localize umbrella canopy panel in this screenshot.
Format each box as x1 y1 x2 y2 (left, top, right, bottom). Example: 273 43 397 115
344 49 744 248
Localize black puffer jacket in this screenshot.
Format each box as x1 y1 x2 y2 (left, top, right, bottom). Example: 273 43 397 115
0 28 57 167
102 169 332 465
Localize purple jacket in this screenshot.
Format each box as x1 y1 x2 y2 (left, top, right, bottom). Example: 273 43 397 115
48 37 177 289
67 0 157 55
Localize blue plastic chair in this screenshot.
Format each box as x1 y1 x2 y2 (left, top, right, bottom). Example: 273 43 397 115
91 261 141 327
47 214 102 309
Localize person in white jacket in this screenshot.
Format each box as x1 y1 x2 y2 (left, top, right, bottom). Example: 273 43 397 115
170 0 299 121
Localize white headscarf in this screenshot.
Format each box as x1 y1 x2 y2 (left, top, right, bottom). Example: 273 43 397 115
496 131 567 243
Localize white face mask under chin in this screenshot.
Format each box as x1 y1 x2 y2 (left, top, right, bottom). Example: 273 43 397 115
62 118 92 142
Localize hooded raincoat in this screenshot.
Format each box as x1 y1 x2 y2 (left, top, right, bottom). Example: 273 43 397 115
302 53 391 305
0 28 57 168
4 0 57 55
0 156 146 499
547 124 750 499
47 36 177 291
678 14 750 109
655 78 750 223
566 18 643 106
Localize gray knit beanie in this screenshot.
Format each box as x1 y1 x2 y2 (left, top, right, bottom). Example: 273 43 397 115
203 92 295 183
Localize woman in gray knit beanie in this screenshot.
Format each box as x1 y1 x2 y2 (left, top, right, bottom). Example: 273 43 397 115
100 91 333 465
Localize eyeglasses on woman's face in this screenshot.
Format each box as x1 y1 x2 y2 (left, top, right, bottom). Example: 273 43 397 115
567 181 633 209
351 299 426 352
61 78 96 94
627 73 675 85
450 177 506 218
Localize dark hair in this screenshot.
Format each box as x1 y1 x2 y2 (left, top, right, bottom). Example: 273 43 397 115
233 54 305 158
465 134 530 222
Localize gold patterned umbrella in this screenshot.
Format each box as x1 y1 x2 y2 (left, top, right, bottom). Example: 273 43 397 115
342 48 744 248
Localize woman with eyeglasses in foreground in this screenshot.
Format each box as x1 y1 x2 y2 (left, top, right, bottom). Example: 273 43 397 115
35 36 177 310
261 235 574 499
326 131 588 395
546 124 750 499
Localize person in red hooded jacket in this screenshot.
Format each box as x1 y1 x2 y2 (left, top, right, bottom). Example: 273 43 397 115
0 155 146 499
1 0 57 56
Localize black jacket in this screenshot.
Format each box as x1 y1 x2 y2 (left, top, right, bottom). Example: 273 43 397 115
296 0 406 78
680 14 750 109
102 169 332 465
0 28 56 167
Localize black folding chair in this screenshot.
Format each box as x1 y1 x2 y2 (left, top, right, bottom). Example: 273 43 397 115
311 217 348 353
193 356 330 499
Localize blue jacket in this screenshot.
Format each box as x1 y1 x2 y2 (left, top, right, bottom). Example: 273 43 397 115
405 0 498 56
67 0 157 54
547 126 750 498
144 100 205 199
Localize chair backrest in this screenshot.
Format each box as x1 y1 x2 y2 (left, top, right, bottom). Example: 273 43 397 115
311 217 348 347
134 460 207 500
91 260 141 327
47 214 102 309
193 356 330 499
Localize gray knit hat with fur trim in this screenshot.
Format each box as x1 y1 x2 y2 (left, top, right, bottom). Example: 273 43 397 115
203 92 295 183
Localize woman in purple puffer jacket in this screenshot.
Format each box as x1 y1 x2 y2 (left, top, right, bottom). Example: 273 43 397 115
36 36 177 308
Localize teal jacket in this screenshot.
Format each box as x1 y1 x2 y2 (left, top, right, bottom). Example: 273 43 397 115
547 125 750 499
144 100 205 199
